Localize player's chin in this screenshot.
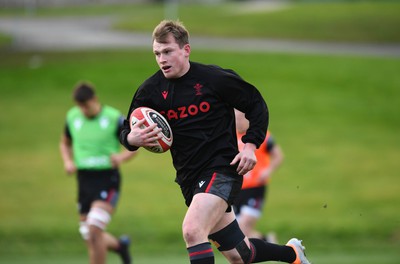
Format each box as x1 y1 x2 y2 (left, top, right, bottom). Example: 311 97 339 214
162 70 176 79
162 73 173 79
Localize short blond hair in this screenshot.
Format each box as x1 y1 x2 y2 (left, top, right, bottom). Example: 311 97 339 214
152 20 189 48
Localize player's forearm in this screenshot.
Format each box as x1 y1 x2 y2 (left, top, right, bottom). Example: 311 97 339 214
59 141 74 164
269 146 284 172
118 149 137 162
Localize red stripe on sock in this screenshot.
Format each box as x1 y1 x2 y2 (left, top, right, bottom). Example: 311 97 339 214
189 248 213 257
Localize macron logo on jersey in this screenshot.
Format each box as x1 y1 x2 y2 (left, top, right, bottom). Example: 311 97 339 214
162 90 168 100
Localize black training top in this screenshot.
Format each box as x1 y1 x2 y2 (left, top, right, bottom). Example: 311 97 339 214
120 61 269 187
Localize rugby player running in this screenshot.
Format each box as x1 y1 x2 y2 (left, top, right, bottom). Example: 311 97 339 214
120 20 311 264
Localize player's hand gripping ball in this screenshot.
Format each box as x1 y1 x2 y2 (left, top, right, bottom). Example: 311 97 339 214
130 107 173 153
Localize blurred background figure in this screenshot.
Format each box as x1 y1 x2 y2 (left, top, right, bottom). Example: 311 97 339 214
59 82 136 264
233 109 284 243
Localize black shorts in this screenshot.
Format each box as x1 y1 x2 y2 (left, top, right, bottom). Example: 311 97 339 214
77 169 121 214
180 168 243 212
233 186 267 218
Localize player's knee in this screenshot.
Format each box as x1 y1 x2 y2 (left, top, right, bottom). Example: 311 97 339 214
87 207 111 231
182 222 204 245
79 221 89 240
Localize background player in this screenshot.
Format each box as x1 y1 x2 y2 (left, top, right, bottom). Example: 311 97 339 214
233 109 284 243
60 82 136 264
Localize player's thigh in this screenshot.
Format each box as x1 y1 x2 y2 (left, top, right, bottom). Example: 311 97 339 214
183 193 227 234
210 210 236 234
239 213 258 228
92 200 114 214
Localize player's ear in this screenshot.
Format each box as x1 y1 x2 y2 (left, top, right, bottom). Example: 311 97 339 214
183 44 191 57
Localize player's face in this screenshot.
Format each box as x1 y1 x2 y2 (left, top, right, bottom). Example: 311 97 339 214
77 97 100 118
153 34 190 79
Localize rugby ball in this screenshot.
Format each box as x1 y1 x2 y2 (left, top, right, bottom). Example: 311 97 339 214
130 107 173 153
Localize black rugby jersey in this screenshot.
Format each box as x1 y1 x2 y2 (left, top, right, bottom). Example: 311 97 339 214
120 61 269 187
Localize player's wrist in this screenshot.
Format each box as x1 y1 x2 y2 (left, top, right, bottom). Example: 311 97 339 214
243 143 257 151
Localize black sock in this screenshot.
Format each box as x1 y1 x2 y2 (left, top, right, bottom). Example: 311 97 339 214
187 242 214 264
250 238 296 263
115 236 131 264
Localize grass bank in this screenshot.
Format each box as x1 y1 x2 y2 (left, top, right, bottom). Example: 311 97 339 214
1 1 399 43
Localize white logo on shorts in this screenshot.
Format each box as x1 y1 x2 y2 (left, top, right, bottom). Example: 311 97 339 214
199 180 206 188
